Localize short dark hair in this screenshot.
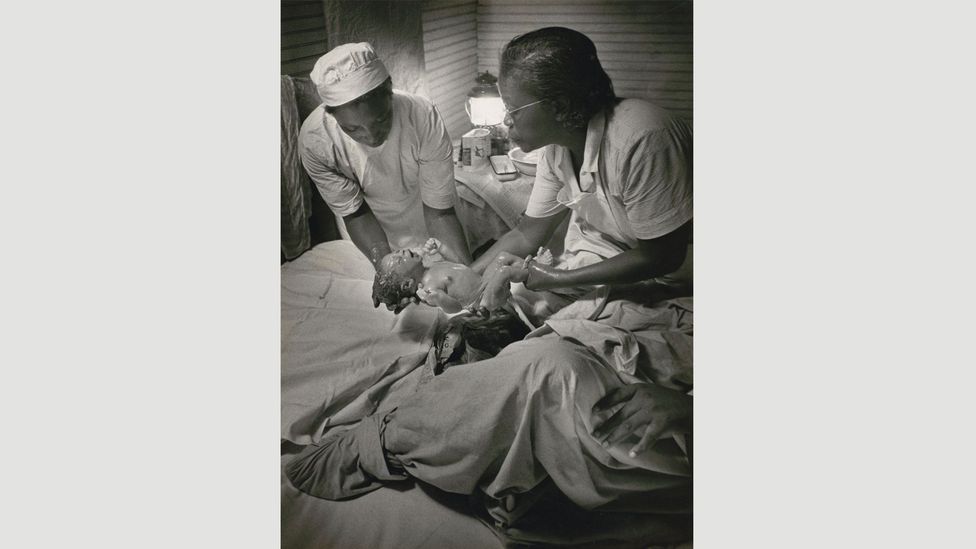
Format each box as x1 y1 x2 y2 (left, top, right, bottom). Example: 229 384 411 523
499 27 617 130
371 266 416 309
325 77 393 114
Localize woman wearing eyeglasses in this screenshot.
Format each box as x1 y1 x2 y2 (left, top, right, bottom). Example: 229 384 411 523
470 27 693 316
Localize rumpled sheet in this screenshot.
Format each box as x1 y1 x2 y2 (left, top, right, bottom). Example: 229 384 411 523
281 447 501 549
531 295 693 391
478 298 694 545
280 242 692 547
281 240 444 444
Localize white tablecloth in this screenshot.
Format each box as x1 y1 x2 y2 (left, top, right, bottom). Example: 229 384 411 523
454 164 533 228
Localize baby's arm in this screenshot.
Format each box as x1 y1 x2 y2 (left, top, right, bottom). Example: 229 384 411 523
420 238 446 266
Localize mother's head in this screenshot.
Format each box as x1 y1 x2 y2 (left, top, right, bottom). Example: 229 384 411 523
499 27 616 152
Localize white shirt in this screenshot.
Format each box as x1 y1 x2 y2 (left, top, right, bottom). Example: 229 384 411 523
299 91 457 251
525 99 693 275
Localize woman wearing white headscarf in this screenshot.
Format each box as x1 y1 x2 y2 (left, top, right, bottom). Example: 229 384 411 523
299 43 472 311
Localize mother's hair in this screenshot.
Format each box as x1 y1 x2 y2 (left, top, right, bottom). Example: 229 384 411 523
499 27 617 130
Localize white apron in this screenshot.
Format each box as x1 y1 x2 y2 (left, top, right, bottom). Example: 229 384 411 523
555 169 692 289
556 170 636 270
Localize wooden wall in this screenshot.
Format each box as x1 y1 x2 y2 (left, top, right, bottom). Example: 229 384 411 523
281 1 329 78
422 0 478 141
476 0 692 123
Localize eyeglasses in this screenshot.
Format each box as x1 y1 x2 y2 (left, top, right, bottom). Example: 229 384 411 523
503 98 547 125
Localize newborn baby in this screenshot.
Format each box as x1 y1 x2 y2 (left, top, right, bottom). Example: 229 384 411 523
372 238 479 314
372 238 551 315
372 239 551 359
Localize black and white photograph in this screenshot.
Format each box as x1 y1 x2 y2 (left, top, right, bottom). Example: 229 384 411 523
279 1 694 547
7 1 976 548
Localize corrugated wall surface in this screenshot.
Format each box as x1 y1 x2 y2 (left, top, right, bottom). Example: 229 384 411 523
422 0 478 140
281 1 329 77
476 0 692 123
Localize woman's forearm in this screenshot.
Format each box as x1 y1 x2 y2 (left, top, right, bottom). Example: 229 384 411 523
344 206 391 267
423 205 472 265
470 229 538 275
526 246 684 290
471 211 569 275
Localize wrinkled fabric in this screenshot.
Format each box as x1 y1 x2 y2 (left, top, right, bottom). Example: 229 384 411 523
539 320 640 376
380 335 692 544
281 75 312 259
378 297 693 544
280 241 692 546
281 447 502 549
590 298 693 392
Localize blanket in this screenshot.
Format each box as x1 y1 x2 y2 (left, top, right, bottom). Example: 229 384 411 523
281 241 693 547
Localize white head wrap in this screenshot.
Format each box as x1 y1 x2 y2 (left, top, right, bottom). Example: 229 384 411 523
310 42 390 107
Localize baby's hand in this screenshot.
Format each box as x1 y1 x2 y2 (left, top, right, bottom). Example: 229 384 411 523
422 238 442 256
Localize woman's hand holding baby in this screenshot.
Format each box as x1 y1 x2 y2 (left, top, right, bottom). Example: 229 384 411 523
466 252 529 314
465 248 556 314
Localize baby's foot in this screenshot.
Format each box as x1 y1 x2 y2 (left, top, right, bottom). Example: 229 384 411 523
534 247 553 266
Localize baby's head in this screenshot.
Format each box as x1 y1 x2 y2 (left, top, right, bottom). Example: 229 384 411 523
372 248 426 308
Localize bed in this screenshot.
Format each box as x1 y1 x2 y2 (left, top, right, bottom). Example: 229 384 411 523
281 240 693 548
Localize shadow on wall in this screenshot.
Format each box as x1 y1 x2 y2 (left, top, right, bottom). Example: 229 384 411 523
324 0 430 98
